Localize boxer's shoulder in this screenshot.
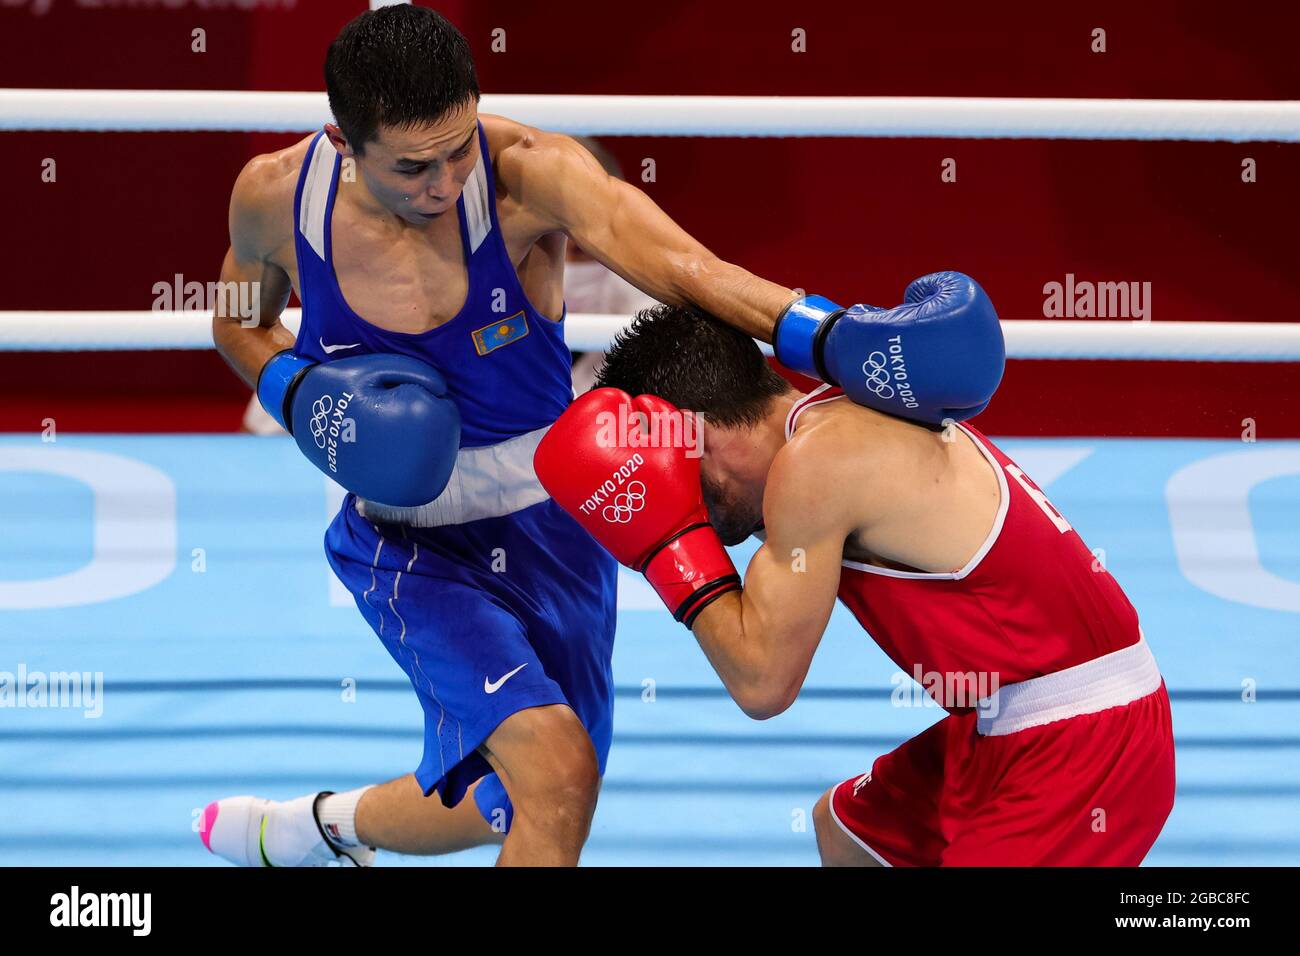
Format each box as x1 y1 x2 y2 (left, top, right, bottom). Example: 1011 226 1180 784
484 114 613 227
481 112 579 170
233 135 310 208
479 112 534 149
772 401 927 524
228 135 310 256
766 409 873 530
785 398 905 465
481 113 547 188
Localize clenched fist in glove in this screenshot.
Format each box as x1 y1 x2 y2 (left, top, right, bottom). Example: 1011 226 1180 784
534 388 740 627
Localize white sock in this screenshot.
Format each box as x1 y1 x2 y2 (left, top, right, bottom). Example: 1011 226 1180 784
315 786 374 849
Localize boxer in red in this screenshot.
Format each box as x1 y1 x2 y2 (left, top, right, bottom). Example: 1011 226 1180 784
535 302 1176 866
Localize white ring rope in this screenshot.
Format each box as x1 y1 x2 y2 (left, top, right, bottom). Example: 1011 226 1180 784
2 310 1298 361
4 89 1299 141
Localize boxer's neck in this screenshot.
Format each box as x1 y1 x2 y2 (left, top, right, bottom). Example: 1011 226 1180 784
748 389 800 469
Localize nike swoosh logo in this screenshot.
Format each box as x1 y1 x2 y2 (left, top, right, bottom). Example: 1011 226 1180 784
320 338 361 354
484 663 528 694
258 815 274 868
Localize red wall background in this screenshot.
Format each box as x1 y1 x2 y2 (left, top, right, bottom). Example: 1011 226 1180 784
1 0 1297 436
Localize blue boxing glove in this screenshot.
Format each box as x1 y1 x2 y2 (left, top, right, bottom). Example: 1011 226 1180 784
774 271 1005 424
256 350 461 507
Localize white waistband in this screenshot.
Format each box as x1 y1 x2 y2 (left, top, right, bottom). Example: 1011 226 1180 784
976 632 1162 736
356 424 551 528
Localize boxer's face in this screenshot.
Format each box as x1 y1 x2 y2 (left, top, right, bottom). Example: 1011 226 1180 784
699 426 768 546
332 100 480 226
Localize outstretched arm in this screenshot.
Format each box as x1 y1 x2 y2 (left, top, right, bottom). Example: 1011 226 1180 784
504 129 797 341
504 128 1005 426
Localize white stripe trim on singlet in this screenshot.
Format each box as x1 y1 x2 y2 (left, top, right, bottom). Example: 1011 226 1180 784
783 383 842 441
461 149 491 254
298 135 336 262
783 384 1011 582
840 425 1009 580
297 133 493 260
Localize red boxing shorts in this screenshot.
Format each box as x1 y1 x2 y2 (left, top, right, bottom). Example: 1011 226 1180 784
829 636 1176 866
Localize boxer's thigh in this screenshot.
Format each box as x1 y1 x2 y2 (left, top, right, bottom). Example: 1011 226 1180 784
826 715 957 867
496 499 620 774
326 512 572 820
943 684 1177 866
465 502 619 830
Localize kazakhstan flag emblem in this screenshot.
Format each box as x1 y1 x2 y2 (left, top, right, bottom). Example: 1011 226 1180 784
471 311 530 356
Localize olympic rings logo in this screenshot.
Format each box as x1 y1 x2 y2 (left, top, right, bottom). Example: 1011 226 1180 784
861 351 895 399
309 395 334 449
602 481 646 523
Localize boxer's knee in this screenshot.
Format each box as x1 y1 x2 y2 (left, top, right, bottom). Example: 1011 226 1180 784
814 785 880 867
813 787 839 862
518 734 600 828
490 705 600 837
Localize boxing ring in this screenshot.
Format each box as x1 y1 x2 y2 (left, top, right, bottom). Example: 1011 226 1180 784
2 89 1298 866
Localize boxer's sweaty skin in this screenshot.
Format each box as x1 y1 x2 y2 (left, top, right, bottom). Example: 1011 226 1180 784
212 104 796 387
691 397 1001 718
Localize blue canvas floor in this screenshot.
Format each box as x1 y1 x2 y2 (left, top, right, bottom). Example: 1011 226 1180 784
2 434 1298 866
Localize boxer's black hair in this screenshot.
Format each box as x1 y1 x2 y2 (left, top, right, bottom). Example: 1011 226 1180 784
325 5 480 154
596 304 793 428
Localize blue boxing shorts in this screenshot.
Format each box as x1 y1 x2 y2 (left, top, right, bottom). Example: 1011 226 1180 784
324 491 618 831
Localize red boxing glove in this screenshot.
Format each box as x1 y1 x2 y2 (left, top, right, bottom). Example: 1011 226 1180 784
535 388 740 626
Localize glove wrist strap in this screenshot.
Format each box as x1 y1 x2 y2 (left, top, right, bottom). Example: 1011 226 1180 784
256 350 317 434
773 294 845 383
642 523 741 628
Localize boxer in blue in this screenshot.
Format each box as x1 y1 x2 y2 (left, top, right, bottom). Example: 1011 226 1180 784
201 5 1003 867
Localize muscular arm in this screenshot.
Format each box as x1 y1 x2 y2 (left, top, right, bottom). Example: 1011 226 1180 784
504 130 797 341
690 434 880 719
212 155 297 388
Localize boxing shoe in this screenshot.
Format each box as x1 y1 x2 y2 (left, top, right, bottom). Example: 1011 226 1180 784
199 792 375 867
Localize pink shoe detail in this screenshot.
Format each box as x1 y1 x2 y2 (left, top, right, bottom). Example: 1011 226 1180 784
199 801 220 852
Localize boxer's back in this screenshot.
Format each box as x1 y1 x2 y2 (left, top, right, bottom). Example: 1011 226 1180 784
785 385 1141 694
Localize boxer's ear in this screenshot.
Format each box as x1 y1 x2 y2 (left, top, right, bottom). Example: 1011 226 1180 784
324 124 354 157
